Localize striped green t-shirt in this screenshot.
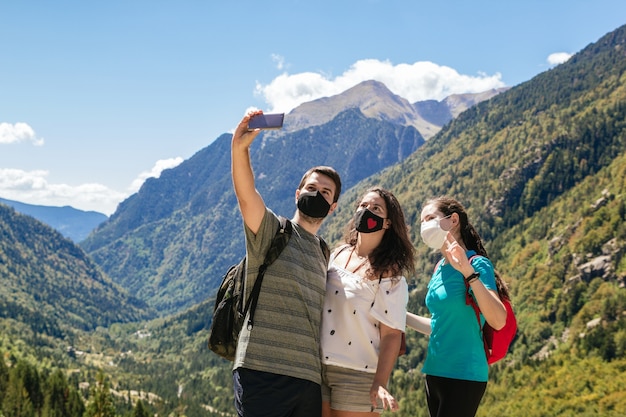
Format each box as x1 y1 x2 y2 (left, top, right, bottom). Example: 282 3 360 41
234 209 328 385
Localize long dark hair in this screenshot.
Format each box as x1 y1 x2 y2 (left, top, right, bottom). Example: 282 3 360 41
345 187 415 279
428 196 511 300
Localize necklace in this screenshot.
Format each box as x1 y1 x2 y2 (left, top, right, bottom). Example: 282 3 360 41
344 246 368 273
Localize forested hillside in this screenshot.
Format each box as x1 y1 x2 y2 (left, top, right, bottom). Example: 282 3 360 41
0 204 158 416
318 23 626 416
0 204 154 335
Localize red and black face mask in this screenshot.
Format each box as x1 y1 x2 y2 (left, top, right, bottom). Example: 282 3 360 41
354 208 385 233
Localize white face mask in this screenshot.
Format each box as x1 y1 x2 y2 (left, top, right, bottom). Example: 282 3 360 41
420 216 451 249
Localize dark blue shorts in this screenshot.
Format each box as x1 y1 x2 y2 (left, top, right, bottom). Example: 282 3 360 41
233 368 321 417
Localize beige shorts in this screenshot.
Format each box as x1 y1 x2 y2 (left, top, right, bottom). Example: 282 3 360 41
321 364 385 413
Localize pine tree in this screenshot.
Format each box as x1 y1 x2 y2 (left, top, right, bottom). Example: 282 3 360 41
0 352 9 402
85 370 116 417
131 399 149 417
43 369 83 417
2 360 41 417
66 388 86 417
2 383 35 417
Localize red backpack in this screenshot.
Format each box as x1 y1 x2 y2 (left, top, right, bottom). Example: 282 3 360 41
436 255 517 364
464 255 517 364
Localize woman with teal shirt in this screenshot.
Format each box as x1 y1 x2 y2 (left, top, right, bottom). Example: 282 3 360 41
407 197 507 417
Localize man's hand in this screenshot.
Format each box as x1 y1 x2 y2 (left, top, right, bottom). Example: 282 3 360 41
232 110 263 151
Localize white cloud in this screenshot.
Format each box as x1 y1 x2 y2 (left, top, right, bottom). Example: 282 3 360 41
255 59 505 113
271 53 286 71
128 157 184 193
0 157 184 216
0 122 44 146
0 168 126 215
547 52 572 66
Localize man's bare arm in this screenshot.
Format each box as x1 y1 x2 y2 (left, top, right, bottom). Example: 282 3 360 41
231 110 265 234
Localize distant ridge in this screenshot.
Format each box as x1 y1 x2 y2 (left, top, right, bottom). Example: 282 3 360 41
0 197 107 242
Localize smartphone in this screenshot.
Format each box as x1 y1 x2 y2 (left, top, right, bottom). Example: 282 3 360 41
248 113 285 130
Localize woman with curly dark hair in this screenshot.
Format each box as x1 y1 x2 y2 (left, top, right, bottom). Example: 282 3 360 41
321 187 415 417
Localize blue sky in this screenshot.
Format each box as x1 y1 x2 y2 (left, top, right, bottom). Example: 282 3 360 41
1 1 625 215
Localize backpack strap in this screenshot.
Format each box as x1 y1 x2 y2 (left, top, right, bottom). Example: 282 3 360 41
318 236 330 263
464 254 483 311
433 258 444 272
464 254 494 355
244 216 293 330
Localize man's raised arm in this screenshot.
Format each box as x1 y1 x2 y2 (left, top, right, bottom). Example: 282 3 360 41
231 110 266 234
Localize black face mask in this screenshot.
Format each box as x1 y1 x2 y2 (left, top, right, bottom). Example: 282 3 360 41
297 190 331 218
354 208 385 233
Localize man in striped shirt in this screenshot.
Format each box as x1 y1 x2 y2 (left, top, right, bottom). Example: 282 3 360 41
231 110 342 417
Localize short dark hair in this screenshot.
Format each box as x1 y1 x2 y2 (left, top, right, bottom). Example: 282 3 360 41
298 166 342 203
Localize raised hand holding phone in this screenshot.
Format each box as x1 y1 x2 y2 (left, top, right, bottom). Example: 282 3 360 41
233 110 264 149
247 113 285 130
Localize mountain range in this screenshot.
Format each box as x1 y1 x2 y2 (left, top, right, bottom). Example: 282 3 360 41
0 197 108 242
78 82 503 314
0 85 502 248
